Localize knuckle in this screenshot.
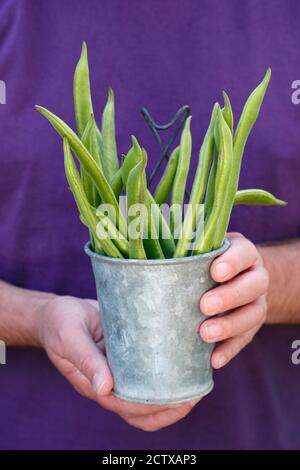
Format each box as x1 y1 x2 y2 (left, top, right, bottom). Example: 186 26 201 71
221 289 236 309
229 231 244 239
79 354 94 377
248 241 259 261
54 323 70 344
245 330 256 345
227 256 243 276
259 268 270 292
261 295 268 309
255 301 267 322
225 345 235 361
221 317 234 338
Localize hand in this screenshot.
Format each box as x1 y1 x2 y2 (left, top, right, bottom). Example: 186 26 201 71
36 296 199 432
200 232 269 369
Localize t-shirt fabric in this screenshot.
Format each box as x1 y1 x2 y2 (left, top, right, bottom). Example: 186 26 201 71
0 0 300 449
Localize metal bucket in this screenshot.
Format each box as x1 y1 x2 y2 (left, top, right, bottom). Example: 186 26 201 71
85 239 229 404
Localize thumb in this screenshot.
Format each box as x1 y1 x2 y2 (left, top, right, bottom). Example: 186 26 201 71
64 328 113 396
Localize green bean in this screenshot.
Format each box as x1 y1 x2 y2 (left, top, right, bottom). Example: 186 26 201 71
73 42 95 207
234 69 271 163
234 189 286 206
203 95 232 222
126 151 147 259
81 114 103 207
202 93 233 221
175 105 218 257
73 42 93 138
120 136 143 184
222 91 234 133
142 151 165 259
121 145 163 259
63 138 123 258
170 116 192 237
214 68 271 248
153 146 179 205
204 156 217 220
35 105 127 236
78 212 97 252
101 88 119 182
94 206 129 257
143 235 165 259
122 136 175 258
95 123 104 158
111 166 124 200
82 114 103 169
147 193 175 258
79 157 94 207
93 121 106 184
91 206 128 256
193 107 233 254
79 213 89 227
122 139 165 258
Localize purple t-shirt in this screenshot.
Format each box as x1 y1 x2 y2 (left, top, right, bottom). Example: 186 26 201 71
1 0 300 449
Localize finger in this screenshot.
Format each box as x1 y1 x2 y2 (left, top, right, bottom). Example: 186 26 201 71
64 365 97 400
200 265 269 316
211 232 259 282
124 399 200 432
81 300 103 342
98 394 172 419
68 369 97 400
211 322 263 369
63 328 113 396
200 297 267 343
48 353 97 401
96 338 106 354
85 299 99 310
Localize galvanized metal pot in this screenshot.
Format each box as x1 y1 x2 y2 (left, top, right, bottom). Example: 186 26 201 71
85 239 230 405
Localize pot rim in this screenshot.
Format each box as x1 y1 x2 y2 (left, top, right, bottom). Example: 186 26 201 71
84 238 230 266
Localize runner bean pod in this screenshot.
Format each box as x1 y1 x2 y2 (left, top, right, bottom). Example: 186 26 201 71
153 146 179 205
101 88 119 182
234 189 286 206
35 105 127 237
63 138 123 258
38 43 285 261
170 116 192 237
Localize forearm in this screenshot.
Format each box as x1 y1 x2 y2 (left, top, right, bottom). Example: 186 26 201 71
0 280 55 346
259 239 300 324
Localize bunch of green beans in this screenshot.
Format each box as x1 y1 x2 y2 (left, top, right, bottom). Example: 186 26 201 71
36 42 286 260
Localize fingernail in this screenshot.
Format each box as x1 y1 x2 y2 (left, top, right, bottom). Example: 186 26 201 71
204 323 222 340
202 295 222 314
217 355 227 368
215 262 230 280
92 372 105 395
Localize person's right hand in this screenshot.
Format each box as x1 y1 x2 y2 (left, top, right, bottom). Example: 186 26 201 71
35 295 200 432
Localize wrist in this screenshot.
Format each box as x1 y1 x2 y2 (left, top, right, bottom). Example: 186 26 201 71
0 281 56 346
27 291 57 347
258 239 300 324
258 245 278 323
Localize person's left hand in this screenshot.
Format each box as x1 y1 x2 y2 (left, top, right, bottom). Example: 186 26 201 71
36 295 200 432
200 232 269 369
